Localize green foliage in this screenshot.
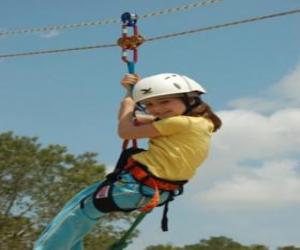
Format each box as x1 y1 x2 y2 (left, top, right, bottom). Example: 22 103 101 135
146 244 182 250
146 236 299 250
190 236 245 250
0 132 136 250
248 245 269 250
277 247 300 250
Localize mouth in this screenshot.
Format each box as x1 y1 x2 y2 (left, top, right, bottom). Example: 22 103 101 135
156 112 172 118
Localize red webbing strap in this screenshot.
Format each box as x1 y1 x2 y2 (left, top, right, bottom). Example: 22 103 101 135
122 139 137 150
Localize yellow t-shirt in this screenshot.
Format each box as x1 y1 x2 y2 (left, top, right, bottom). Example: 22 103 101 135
132 116 214 181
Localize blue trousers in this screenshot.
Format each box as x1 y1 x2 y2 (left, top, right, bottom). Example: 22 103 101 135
34 172 169 250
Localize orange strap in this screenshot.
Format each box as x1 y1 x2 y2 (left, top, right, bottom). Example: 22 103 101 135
139 179 160 212
125 160 182 191
124 159 183 212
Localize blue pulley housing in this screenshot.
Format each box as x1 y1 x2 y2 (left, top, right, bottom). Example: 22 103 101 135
121 12 138 26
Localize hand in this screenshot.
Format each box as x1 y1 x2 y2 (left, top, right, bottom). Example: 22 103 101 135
121 74 141 90
135 113 155 124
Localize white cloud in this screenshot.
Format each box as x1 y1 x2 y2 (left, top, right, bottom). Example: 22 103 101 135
229 63 300 112
0 27 7 34
196 159 300 208
40 30 60 38
189 64 300 210
228 98 280 113
220 108 300 159
190 107 300 209
273 63 300 104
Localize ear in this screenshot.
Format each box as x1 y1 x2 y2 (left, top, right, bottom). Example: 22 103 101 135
189 98 197 105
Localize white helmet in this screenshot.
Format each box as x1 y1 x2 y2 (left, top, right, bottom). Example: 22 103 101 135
132 73 206 103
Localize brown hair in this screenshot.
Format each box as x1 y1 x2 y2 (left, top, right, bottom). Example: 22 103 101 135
185 97 222 132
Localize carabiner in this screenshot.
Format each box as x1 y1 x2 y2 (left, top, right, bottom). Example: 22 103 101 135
117 12 144 67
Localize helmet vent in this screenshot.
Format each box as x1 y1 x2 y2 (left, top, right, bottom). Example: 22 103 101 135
173 83 182 89
164 74 177 80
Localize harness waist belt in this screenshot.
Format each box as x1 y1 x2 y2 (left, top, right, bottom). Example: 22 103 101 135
125 159 184 191
124 159 186 212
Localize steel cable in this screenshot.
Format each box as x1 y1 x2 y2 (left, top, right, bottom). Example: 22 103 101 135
0 0 221 37
0 8 299 59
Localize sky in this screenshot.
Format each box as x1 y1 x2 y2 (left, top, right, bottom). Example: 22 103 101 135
1 0 300 249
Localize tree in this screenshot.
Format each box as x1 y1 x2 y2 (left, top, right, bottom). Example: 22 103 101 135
0 132 137 250
249 245 269 250
186 236 246 250
278 247 300 250
146 244 183 250
146 236 271 250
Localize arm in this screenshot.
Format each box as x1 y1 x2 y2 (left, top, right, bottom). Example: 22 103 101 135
118 75 160 139
135 112 156 124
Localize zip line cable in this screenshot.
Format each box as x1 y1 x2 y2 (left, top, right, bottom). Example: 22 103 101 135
146 8 300 42
0 43 116 58
0 8 299 59
0 0 221 37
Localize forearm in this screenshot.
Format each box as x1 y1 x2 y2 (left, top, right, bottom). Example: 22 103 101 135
118 91 135 137
118 74 146 138
118 90 134 120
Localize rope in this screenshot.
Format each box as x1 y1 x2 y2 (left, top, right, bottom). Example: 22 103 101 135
140 0 221 19
146 8 300 42
108 213 147 250
106 13 145 250
0 43 116 58
0 0 221 37
0 8 299 59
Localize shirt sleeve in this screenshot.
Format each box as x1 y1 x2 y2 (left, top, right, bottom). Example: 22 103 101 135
153 116 191 136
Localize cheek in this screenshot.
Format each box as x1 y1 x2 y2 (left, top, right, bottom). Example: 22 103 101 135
146 106 157 114
172 102 186 111
145 107 153 113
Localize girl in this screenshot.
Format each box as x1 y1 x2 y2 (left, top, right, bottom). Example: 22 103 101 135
34 73 221 250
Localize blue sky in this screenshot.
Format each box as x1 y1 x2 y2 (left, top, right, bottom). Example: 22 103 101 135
1 0 300 249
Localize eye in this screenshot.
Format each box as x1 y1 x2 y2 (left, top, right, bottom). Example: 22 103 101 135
159 100 170 105
144 102 153 108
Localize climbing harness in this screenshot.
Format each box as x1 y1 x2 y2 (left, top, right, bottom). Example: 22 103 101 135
124 159 186 213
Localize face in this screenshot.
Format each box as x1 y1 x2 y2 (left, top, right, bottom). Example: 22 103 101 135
142 96 186 119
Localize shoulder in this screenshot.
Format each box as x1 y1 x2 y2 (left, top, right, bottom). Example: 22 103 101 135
188 116 214 134
154 116 191 127
152 116 191 135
